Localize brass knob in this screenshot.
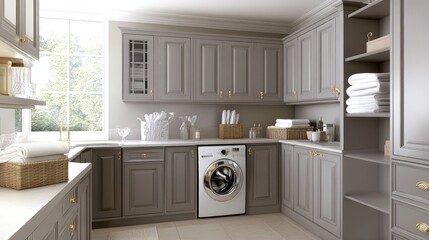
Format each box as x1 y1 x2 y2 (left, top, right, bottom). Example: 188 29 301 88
228 90 232 98
141 153 147 158
117 152 121 161
219 91 223 98
69 224 75 231
416 222 429 233
69 197 76 204
191 149 195 158
248 148 252 156
308 151 315 156
331 85 341 101
315 152 323 157
416 181 429 190
293 91 297 97
260 91 264 99
18 37 27 43
150 89 153 96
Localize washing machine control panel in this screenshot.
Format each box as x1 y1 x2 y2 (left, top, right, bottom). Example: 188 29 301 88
198 145 246 160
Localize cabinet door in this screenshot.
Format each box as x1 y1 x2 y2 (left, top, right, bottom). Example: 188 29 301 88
247 144 278 207
33 207 61 240
0 0 20 48
393 0 429 161
81 149 92 163
297 30 315 101
19 0 38 58
123 162 164 216
313 151 341 237
193 39 223 101
123 34 154 101
281 144 294 209
90 148 122 219
78 175 91 240
293 147 313 220
256 43 283 102
165 147 196 213
315 18 336 99
224 41 255 101
156 36 191 101
283 38 298 102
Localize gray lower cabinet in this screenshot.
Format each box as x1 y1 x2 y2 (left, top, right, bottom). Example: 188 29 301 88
156 36 192 101
90 148 122 220
281 144 294 209
165 147 196 213
293 147 313 220
123 162 164 216
78 174 91 240
247 144 279 210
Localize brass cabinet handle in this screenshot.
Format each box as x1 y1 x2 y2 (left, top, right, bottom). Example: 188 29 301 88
141 153 147 159
416 181 429 190
248 148 252 156
117 152 121 161
308 151 315 156
18 37 27 43
293 91 297 97
150 89 153 96
228 90 232 98
69 223 75 232
191 149 195 158
69 196 76 204
219 91 223 98
331 85 340 101
260 91 264 99
314 151 323 157
416 222 429 233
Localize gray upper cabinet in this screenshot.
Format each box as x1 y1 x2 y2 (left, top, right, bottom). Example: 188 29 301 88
315 18 337 99
192 39 223 101
165 147 196 213
224 41 255 102
283 39 298 102
256 43 283 102
0 0 39 59
297 30 316 101
247 144 278 208
90 148 122 220
122 34 154 101
281 144 294 209
156 36 192 101
313 151 341 237
393 0 429 162
293 147 313 220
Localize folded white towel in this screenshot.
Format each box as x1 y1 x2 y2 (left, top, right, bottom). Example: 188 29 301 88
4 142 69 159
346 94 390 106
348 73 390 85
6 154 68 164
274 123 310 128
346 82 390 97
276 119 310 125
346 105 390 114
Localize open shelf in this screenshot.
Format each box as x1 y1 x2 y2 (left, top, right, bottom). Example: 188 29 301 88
348 0 390 19
345 47 390 62
344 149 390 165
0 95 46 109
345 112 390 118
344 192 390 214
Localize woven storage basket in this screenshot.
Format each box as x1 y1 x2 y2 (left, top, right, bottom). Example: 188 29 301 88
0 158 69 190
219 124 243 139
266 126 314 140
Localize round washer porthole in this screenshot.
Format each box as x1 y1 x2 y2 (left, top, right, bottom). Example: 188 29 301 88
203 159 243 202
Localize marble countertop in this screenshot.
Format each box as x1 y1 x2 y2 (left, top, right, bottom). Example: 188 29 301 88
0 163 92 240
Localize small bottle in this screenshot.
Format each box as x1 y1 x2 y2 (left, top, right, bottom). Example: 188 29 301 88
256 124 262 138
195 129 200 140
317 117 323 131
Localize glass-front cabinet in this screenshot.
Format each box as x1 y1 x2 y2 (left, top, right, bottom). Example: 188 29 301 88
122 34 154 101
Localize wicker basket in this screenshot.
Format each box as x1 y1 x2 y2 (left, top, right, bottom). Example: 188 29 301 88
219 124 243 139
266 126 314 140
0 158 69 190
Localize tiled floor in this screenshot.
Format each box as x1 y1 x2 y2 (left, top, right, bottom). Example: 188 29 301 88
92 213 320 240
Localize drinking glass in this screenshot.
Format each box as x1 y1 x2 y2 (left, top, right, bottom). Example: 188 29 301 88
117 127 130 144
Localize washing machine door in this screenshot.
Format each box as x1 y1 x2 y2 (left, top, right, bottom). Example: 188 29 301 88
203 159 243 202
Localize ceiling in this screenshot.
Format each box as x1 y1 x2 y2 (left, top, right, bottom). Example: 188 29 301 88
41 0 350 34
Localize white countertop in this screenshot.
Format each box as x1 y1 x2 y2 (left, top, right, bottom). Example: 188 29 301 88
0 162 92 240
68 138 341 159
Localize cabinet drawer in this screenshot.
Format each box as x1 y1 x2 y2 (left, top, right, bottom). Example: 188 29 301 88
393 200 429 240
393 161 429 204
123 148 164 162
62 187 78 217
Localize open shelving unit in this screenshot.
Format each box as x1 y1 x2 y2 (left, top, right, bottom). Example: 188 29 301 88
0 95 45 109
342 0 391 239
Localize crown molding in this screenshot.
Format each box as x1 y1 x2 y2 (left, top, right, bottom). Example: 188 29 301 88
290 0 342 32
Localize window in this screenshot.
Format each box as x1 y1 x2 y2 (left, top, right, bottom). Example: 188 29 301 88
17 18 106 140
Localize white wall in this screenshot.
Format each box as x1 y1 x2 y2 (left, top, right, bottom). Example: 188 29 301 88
107 21 294 140
0 109 15 134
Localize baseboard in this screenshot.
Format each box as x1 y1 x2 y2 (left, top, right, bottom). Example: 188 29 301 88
247 204 281 215
282 206 340 240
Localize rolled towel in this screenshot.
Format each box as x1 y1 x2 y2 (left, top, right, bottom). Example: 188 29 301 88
4 142 69 159
7 154 68 164
276 119 310 125
348 73 390 85
346 94 390 106
275 123 310 128
346 82 390 97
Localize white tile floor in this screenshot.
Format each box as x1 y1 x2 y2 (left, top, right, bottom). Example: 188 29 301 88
92 213 320 240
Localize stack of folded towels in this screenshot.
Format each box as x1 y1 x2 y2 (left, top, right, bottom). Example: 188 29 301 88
273 119 310 128
346 72 390 114
0 142 69 164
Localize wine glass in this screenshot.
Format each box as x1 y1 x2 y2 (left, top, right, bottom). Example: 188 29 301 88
117 127 130 144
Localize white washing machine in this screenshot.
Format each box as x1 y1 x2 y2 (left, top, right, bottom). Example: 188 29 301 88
198 145 246 218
